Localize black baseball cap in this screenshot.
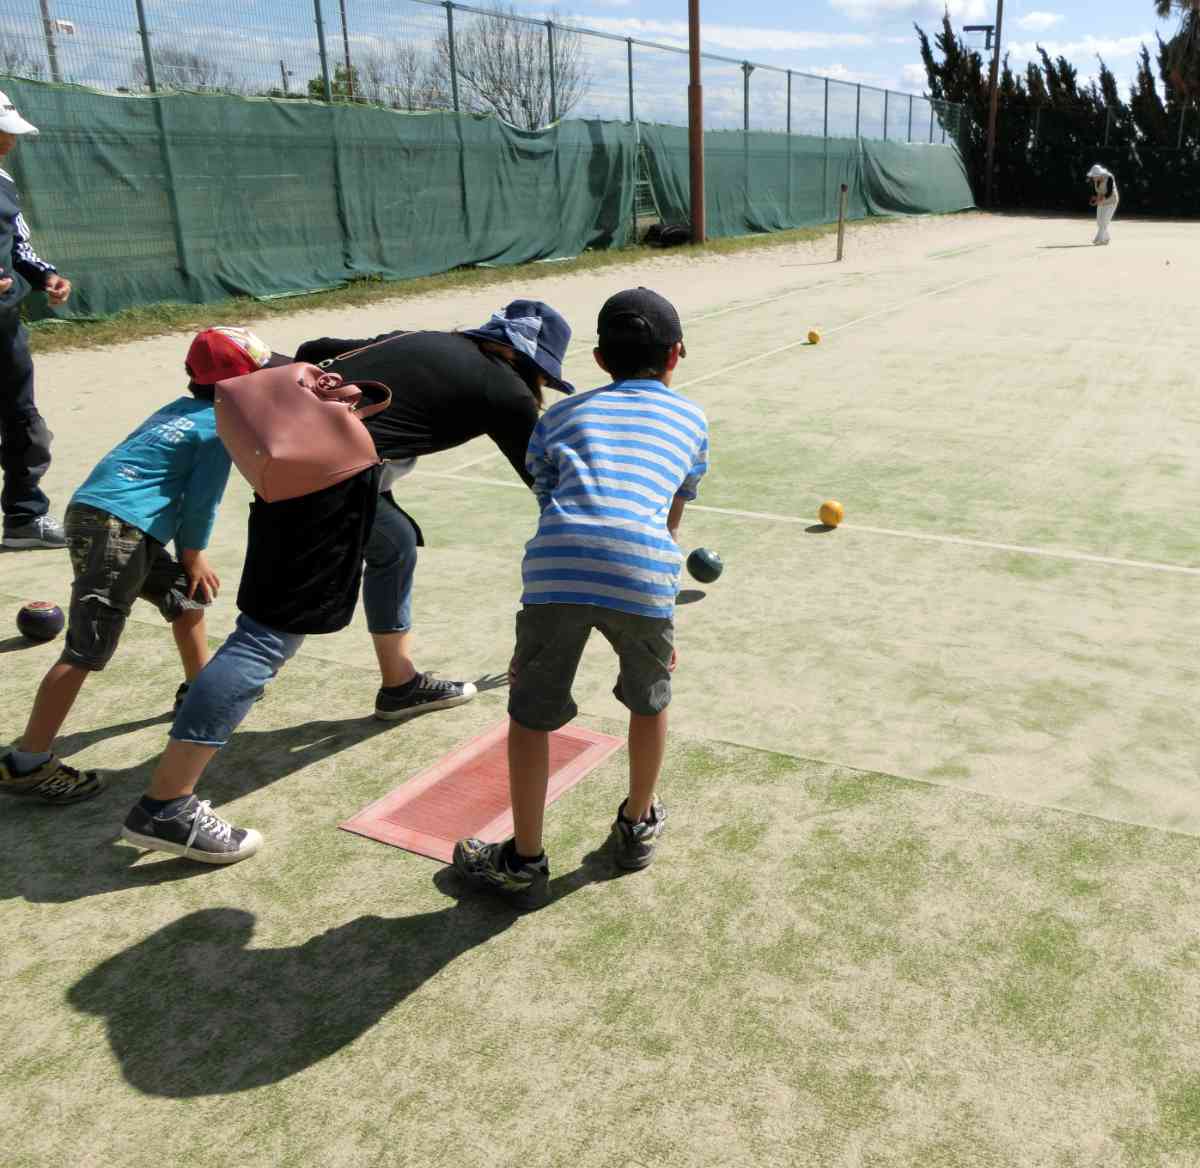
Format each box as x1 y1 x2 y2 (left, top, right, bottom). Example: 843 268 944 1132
597 288 687 357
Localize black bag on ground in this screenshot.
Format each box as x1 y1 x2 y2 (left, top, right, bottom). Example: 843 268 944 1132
644 222 692 248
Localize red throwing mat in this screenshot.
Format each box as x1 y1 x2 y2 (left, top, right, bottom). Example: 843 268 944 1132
339 719 625 862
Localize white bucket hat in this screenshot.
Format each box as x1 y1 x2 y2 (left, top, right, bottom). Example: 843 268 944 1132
0 90 38 136
1086 163 1111 180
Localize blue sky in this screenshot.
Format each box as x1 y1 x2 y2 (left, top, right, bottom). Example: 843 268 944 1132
533 0 1177 96
9 0 1178 134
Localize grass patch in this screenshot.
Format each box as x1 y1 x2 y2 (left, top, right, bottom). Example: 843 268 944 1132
24 216 905 355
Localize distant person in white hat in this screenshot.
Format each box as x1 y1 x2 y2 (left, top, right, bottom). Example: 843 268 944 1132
0 89 72 549
1086 163 1119 246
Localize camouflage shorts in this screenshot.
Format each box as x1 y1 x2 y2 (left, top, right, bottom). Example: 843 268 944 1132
62 503 203 670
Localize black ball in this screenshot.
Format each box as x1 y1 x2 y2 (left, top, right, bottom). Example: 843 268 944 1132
686 548 723 584
17 601 65 642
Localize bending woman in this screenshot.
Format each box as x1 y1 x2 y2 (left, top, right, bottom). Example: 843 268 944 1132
294 299 574 722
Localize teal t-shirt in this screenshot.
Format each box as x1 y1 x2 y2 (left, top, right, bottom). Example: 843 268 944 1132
71 397 232 551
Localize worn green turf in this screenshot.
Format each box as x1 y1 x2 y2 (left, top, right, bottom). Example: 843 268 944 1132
4 213 1200 1165
3 622 1200 1168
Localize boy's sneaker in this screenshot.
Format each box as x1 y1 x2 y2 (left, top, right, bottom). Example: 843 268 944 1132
375 674 477 722
2 515 67 549
121 796 262 865
0 750 106 804
611 796 667 871
452 837 549 899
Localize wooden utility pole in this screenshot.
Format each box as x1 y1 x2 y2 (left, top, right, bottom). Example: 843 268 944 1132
984 0 1005 207
688 0 706 243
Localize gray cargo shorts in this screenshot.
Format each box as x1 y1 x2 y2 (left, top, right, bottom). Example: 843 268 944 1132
507 602 674 732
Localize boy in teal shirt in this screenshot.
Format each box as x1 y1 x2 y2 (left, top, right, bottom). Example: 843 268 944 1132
0 326 280 803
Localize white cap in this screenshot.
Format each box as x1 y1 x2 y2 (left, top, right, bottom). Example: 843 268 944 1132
0 91 38 136
1086 163 1110 180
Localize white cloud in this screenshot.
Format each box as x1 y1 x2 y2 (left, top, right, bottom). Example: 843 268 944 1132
580 17 872 53
1016 11 1065 32
1006 32 1152 61
828 0 989 23
902 63 928 90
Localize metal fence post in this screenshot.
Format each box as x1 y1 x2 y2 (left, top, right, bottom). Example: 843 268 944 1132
786 69 793 221
854 84 861 139
742 62 753 132
822 77 829 221
1103 106 1111 148
38 0 63 83
313 0 333 101
929 102 935 143
626 38 634 123
1177 100 1188 150
883 89 889 139
445 1 460 112
338 0 354 101
547 22 558 123
907 94 913 142
133 0 157 92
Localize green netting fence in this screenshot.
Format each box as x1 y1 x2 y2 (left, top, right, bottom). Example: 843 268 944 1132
639 124 976 237
3 77 974 321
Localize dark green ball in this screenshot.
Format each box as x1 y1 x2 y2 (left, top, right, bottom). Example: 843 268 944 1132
686 548 723 584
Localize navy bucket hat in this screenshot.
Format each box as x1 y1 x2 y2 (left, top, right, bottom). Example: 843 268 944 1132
464 300 574 393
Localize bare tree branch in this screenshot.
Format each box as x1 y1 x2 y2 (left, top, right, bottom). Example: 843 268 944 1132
432 5 590 129
132 45 241 93
0 37 47 80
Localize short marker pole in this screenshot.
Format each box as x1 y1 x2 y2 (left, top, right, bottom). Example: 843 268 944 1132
836 182 849 262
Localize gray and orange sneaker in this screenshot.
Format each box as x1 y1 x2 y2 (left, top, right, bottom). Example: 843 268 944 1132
452 837 549 899
611 796 667 871
0 749 106 804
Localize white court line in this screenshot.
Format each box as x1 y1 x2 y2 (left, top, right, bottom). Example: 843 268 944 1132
450 273 849 473
674 273 989 391
449 273 982 472
411 470 1200 581
447 448 506 474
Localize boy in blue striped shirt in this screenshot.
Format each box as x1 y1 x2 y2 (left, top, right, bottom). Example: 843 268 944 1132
454 288 709 897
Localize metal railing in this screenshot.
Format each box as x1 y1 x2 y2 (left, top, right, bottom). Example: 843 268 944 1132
0 0 966 142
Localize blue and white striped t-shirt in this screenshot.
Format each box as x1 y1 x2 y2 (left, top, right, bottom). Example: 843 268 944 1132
522 379 710 619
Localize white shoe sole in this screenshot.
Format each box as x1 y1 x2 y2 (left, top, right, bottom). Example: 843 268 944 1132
2 537 67 549
374 682 478 722
121 825 263 864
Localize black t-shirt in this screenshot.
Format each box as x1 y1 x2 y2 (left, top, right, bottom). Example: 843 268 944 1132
293 331 540 485
237 467 381 635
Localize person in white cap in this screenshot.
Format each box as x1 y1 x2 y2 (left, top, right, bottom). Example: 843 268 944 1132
0 89 72 549
1086 163 1119 246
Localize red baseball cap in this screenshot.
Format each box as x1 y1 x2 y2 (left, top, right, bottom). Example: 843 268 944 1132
185 327 274 384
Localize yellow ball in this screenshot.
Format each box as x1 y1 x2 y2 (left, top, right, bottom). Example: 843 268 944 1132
819 500 844 527
808 329 822 345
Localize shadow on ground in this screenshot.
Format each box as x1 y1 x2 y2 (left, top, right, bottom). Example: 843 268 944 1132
0 635 41 654
0 712 409 904
68 857 621 1097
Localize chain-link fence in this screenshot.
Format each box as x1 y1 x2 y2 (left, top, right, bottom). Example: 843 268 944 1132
1 0 966 142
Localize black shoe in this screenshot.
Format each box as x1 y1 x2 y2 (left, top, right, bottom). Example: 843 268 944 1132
3 515 67 549
121 796 262 865
374 673 477 722
452 837 550 898
610 796 667 871
0 749 106 804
